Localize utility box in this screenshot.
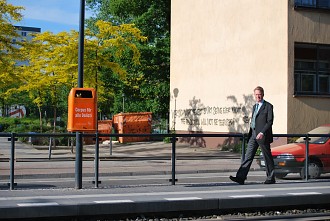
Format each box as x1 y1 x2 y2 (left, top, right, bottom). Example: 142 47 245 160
67 88 97 132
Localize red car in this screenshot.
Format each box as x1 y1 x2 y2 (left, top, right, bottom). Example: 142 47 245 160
258 124 330 179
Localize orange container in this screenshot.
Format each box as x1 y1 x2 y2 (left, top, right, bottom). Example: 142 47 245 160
98 120 112 141
113 112 152 143
67 88 97 132
112 114 120 132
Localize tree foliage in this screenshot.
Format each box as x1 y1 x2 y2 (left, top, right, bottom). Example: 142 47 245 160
86 0 170 119
8 19 146 131
0 0 170 132
0 0 23 62
0 0 24 112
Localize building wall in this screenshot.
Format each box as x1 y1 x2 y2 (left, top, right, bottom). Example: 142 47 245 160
288 0 330 133
170 0 288 147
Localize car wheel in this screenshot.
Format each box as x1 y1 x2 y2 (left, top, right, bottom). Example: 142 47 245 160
300 161 321 179
275 173 288 179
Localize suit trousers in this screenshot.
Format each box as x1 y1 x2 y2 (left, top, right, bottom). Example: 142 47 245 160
236 129 275 181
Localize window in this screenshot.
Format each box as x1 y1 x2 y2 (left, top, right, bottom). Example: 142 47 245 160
21 31 27 37
294 43 330 96
296 0 316 7
318 0 330 8
295 0 330 9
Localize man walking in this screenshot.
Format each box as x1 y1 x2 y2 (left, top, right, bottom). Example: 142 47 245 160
230 86 275 185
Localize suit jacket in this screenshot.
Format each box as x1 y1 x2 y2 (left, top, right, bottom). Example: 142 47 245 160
248 100 274 145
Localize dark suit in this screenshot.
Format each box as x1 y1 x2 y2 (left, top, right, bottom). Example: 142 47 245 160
236 100 275 182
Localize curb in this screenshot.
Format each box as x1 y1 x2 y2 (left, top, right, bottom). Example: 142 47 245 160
0 168 262 180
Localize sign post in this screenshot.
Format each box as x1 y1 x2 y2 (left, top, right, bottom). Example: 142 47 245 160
75 0 85 190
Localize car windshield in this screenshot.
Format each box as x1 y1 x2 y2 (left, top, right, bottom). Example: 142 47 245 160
295 126 330 144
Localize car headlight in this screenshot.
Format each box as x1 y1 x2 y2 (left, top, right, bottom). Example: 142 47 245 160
276 153 295 159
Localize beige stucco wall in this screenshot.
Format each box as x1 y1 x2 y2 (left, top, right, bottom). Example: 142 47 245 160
288 0 330 133
170 0 288 137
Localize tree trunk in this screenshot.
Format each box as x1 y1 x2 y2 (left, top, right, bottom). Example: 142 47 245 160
38 105 42 132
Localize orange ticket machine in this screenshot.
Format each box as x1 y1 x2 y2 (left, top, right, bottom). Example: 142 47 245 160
67 88 97 132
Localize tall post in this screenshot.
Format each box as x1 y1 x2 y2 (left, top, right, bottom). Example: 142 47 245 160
170 135 177 185
75 0 85 189
78 0 85 88
94 132 100 188
10 133 15 190
304 135 310 181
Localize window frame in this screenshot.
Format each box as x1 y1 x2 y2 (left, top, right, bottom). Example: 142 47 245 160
294 43 330 96
318 74 330 93
295 0 330 10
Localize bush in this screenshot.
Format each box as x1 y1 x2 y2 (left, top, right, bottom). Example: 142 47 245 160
0 117 68 145
221 141 261 155
222 142 242 153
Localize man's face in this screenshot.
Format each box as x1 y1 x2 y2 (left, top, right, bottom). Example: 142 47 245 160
254 89 264 103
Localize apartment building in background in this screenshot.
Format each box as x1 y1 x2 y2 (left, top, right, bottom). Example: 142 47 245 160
170 0 330 148
13 26 41 66
14 25 40 41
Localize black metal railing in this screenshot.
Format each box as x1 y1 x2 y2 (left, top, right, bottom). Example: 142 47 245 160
0 132 329 190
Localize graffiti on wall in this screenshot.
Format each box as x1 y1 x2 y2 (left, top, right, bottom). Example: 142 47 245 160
174 105 248 128
170 90 254 133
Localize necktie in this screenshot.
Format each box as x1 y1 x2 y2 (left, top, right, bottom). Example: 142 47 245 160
251 104 258 129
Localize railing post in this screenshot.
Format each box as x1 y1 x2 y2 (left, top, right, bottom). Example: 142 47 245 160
241 133 246 163
10 133 15 190
170 135 177 185
304 134 310 181
70 133 74 154
48 137 52 160
94 132 100 188
109 136 113 156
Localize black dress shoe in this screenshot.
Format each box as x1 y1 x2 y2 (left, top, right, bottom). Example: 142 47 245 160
229 176 245 185
264 180 276 184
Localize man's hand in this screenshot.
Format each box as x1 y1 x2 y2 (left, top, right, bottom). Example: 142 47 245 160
256 132 264 140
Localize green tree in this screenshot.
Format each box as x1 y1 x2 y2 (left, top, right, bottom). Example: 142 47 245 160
12 21 146 131
86 0 170 119
84 20 147 102
0 0 24 115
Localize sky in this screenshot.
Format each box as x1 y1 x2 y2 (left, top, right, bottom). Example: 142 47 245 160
8 0 93 33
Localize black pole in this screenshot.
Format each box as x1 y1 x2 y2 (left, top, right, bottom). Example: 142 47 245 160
110 136 113 155
78 0 85 88
75 0 85 190
10 133 15 190
75 132 83 189
304 135 310 181
94 132 100 188
170 136 177 185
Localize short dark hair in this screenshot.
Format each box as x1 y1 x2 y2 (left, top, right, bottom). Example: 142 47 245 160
254 86 264 95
